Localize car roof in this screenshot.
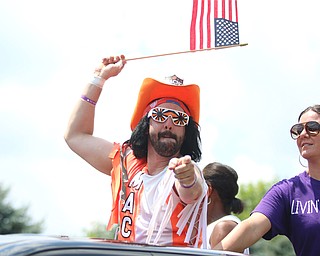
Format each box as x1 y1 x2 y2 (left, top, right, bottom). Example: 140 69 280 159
0 234 247 256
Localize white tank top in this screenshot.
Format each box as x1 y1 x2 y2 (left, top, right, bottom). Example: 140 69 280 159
207 215 250 254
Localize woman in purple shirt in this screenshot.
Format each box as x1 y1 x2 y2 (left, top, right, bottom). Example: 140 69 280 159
213 105 320 256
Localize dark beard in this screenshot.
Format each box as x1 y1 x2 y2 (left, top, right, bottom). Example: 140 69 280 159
149 130 183 157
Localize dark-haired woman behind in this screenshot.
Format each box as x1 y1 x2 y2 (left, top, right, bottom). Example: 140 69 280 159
203 162 249 254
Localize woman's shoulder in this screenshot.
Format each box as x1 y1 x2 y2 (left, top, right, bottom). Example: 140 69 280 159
216 215 241 224
270 171 307 189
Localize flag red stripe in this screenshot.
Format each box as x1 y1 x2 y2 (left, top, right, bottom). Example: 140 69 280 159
199 0 205 49
229 0 232 20
214 0 218 18
190 0 198 50
235 0 238 22
206 0 212 48
222 0 225 18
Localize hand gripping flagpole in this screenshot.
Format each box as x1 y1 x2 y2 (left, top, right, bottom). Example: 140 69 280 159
125 43 248 61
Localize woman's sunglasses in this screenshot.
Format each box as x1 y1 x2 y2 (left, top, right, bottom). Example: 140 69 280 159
147 107 189 127
290 121 320 140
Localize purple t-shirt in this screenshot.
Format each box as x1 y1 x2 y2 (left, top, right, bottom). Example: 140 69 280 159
252 171 320 256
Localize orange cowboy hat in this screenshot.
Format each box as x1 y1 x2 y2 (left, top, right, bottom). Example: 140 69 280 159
130 77 200 131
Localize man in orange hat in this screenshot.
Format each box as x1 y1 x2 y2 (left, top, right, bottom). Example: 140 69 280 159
64 55 208 247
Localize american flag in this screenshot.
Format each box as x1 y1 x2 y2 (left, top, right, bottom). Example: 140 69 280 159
190 0 240 50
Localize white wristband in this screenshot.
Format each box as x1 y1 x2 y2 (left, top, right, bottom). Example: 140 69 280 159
89 76 106 89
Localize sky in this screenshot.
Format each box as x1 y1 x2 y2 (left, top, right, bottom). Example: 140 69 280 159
1 0 319 236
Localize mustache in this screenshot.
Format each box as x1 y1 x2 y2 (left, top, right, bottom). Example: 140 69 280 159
158 131 177 140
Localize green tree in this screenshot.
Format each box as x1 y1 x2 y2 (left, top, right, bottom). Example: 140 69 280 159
83 221 107 238
0 184 43 234
249 236 295 256
84 221 119 239
237 179 275 220
236 180 295 256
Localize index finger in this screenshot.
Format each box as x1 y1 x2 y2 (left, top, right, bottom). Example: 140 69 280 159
180 155 191 165
168 158 179 170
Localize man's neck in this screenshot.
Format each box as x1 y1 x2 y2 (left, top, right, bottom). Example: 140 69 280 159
146 154 170 175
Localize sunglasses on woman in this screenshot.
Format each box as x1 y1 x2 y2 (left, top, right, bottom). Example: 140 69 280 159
290 121 320 140
147 107 190 127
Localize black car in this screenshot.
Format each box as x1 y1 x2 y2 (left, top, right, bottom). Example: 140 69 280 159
0 234 247 256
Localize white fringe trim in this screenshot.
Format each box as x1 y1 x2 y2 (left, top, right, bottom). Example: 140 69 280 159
146 166 208 248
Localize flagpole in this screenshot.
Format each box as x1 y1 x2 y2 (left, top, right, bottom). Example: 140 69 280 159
126 43 248 61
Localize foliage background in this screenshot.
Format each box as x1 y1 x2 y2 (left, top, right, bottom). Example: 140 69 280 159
0 184 43 234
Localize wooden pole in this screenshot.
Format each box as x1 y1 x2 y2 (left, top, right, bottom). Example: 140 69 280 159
126 43 248 61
